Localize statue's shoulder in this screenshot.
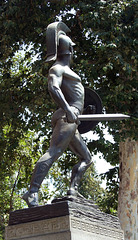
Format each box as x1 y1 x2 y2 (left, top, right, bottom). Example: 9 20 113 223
49 63 65 77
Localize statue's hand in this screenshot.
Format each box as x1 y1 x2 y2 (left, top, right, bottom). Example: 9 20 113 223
66 107 79 124
83 105 96 114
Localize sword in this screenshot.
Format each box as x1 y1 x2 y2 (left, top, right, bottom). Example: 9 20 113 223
77 88 130 133
78 114 130 121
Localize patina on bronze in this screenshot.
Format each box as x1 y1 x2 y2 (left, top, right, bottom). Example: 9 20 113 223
23 22 129 208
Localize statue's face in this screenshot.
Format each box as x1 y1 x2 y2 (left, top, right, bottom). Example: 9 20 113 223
57 35 75 57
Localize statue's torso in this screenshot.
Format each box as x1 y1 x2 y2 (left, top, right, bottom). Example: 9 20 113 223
61 66 84 113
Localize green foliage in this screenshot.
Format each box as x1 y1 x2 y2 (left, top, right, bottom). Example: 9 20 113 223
49 151 77 197
88 124 119 165
0 128 42 237
79 164 104 202
0 1 137 238
69 0 137 140
98 167 119 215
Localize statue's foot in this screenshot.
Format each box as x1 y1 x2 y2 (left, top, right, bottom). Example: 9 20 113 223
67 188 84 199
22 191 38 208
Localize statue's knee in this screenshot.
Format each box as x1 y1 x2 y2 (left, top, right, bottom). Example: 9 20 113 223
56 148 63 156
49 147 63 161
37 153 52 168
86 154 92 167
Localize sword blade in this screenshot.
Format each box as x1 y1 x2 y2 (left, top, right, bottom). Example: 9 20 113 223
78 114 130 121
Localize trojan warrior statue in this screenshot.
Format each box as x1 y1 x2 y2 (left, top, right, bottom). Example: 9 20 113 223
22 22 129 207
22 22 98 207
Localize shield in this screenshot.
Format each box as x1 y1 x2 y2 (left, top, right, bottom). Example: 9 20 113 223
78 88 102 134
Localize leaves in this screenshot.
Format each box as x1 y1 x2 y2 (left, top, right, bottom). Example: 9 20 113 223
0 1 137 238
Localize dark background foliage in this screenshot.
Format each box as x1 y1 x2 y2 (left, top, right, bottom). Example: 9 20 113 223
0 0 137 239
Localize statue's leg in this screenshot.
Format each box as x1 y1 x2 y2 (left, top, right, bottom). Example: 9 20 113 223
68 129 92 197
23 118 77 207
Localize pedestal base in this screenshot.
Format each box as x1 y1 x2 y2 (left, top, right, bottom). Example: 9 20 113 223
5 199 124 240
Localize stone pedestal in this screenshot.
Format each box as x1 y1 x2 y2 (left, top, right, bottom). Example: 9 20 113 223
5 198 124 240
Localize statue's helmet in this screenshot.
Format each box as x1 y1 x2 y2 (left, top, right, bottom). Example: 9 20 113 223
46 22 75 62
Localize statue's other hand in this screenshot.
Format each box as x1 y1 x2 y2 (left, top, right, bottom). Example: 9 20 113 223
83 105 96 114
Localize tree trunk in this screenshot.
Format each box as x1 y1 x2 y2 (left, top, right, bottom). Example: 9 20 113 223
118 139 138 240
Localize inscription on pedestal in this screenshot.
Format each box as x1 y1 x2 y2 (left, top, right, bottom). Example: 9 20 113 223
6 215 124 240
6 216 70 240
71 218 124 240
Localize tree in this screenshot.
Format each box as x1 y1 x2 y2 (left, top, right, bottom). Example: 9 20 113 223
0 0 137 239
118 140 138 240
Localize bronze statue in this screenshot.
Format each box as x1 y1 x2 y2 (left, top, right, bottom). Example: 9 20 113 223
22 22 93 207
22 22 129 208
